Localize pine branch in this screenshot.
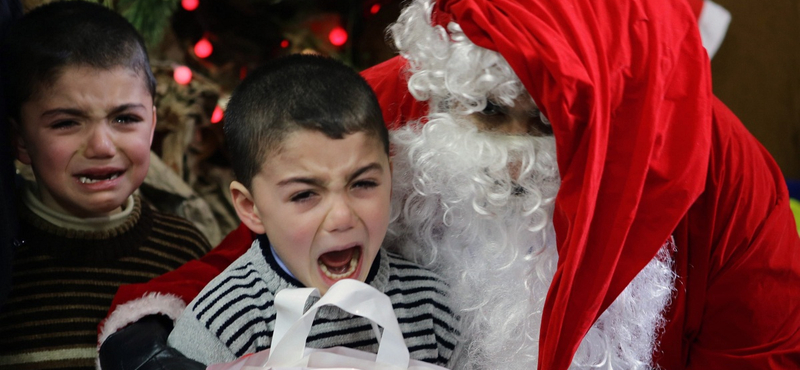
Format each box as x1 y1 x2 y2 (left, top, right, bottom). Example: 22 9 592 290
116 0 177 47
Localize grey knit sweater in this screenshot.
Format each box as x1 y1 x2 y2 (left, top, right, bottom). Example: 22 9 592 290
168 237 459 368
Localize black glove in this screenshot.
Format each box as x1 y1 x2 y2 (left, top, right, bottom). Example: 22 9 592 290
99 314 206 370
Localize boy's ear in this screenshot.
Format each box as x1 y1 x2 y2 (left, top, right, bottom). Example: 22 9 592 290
230 180 266 234
11 118 31 165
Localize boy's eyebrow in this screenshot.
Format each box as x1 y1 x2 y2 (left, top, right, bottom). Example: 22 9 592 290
40 108 86 118
277 176 324 188
39 104 147 118
347 163 384 183
276 163 385 187
108 104 147 114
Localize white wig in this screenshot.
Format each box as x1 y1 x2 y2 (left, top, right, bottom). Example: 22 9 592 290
389 0 525 115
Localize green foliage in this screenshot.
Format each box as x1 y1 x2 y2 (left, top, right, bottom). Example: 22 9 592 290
116 0 177 47
60 0 112 7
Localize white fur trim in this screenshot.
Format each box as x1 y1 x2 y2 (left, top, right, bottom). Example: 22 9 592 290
97 292 187 347
698 0 731 59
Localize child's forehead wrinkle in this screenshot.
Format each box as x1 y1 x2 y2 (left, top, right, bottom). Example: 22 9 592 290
275 176 325 188
37 107 88 119
347 162 386 182
37 102 148 116
264 141 388 189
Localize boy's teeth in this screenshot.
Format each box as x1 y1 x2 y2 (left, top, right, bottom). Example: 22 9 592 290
79 173 120 184
319 250 359 279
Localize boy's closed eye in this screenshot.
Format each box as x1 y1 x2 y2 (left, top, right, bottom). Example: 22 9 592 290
113 114 144 124
290 190 317 203
48 114 143 131
288 179 379 203
50 120 80 130
353 179 378 189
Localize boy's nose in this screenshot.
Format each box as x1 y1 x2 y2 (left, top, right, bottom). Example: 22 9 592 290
324 196 357 233
84 124 116 158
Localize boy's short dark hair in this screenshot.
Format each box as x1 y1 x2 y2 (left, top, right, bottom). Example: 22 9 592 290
224 53 388 189
1 0 156 122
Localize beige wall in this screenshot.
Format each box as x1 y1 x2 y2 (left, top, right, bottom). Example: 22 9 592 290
710 0 800 179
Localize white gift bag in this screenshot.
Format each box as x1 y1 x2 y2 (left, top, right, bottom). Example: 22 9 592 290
206 279 450 370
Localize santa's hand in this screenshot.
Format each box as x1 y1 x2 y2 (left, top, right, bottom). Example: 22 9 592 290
99 314 205 370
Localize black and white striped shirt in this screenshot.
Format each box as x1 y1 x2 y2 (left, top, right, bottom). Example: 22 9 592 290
168 238 459 368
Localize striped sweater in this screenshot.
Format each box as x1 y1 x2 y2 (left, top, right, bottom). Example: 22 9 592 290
0 195 212 370
168 237 459 368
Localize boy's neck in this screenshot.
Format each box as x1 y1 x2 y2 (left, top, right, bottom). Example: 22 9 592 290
269 242 297 279
23 181 135 232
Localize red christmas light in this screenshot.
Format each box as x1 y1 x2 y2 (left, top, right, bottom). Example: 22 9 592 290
328 27 348 47
181 0 199 11
370 4 381 14
280 39 290 48
211 106 224 124
194 38 213 59
173 66 192 85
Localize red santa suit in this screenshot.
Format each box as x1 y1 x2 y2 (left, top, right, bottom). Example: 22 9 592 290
99 0 800 369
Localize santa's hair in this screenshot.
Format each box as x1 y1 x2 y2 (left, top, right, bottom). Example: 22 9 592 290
389 0 525 115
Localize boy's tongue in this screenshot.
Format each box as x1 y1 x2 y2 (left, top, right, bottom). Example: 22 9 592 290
319 247 358 274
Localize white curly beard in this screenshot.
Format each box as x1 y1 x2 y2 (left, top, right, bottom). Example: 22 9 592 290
385 114 676 370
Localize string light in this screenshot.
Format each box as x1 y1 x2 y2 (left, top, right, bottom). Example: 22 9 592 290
194 38 213 58
370 4 381 14
173 66 192 85
181 0 199 11
280 39 290 48
328 27 348 47
211 106 224 124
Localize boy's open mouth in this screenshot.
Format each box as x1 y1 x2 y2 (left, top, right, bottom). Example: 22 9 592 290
76 171 123 184
318 246 361 280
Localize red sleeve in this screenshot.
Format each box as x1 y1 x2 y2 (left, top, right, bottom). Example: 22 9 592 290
97 222 255 343
659 97 800 369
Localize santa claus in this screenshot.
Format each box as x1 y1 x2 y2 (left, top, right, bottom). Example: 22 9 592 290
98 0 800 369
378 1 674 369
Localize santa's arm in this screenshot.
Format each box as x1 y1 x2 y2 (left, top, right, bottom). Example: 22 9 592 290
682 98 800 368
97 222 255 369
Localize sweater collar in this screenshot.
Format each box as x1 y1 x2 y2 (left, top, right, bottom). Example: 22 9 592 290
23 181 135 232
